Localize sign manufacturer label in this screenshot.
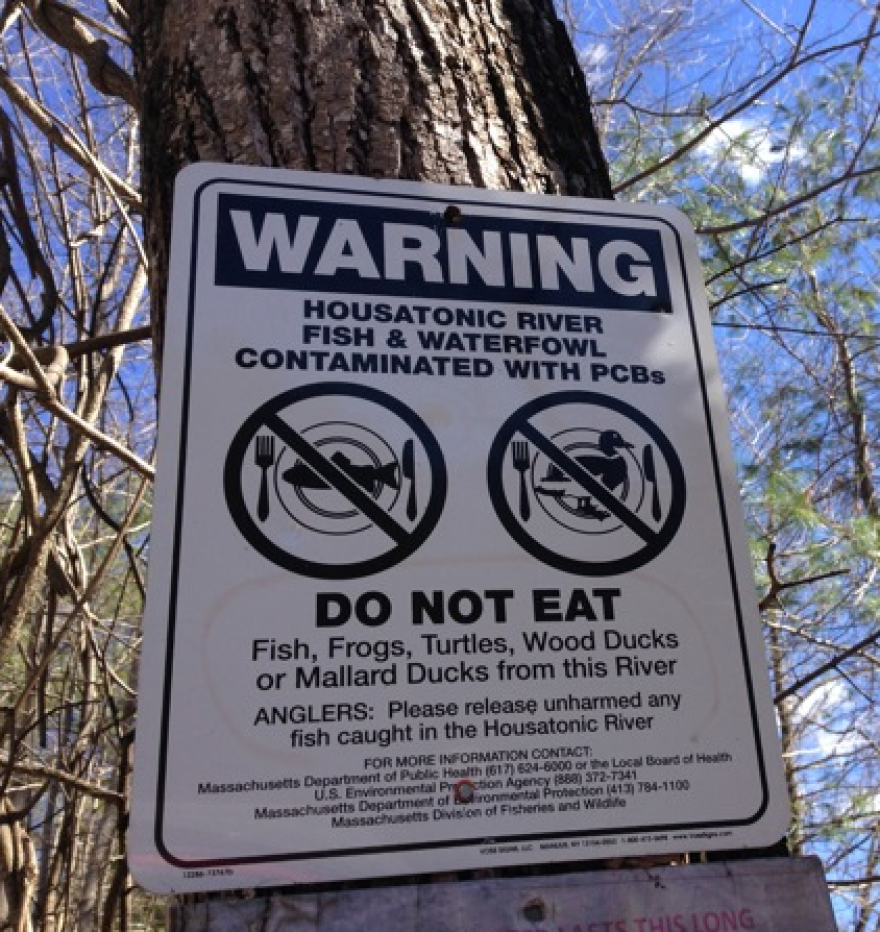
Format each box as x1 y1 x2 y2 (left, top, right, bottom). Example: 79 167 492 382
130 166 789 893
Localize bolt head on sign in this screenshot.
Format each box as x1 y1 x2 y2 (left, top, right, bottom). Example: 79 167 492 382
129 165 789 894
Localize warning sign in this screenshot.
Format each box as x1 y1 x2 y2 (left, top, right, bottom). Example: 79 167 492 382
129 166 789 894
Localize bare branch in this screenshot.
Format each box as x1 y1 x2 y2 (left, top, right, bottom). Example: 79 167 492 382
0 64 140 207
23 0 136 107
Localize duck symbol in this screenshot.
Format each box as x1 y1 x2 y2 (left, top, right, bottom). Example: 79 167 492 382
573 429 634 495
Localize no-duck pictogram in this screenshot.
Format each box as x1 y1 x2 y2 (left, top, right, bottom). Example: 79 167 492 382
488 391 685 575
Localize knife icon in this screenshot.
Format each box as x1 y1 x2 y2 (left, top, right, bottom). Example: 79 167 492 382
643 444 662 521
402 439 417 520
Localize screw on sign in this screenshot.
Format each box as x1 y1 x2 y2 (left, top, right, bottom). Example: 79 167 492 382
224 383 446 580
488 391 685 576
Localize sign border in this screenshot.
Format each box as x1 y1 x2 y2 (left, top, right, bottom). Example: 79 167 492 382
142 167 783 874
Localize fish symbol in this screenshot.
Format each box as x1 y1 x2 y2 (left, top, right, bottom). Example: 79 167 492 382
282 451 399 493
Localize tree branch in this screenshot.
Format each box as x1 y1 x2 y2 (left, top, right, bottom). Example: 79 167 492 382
24 0 137 107
775 626 880 703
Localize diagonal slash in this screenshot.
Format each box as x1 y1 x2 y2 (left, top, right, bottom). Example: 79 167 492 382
516 420 660 545
263 413 409 545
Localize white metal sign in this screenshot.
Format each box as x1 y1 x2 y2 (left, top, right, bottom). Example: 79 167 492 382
129 165 789 893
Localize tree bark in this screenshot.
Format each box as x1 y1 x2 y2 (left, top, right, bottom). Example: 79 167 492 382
131 0 612 350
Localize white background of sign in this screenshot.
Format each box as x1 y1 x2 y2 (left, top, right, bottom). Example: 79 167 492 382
130 165 789 893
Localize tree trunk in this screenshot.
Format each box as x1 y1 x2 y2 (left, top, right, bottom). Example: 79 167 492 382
129 0 612 916
131 0 612 348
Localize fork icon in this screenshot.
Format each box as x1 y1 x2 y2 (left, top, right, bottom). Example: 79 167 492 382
255 434 275 521
511 440 531 521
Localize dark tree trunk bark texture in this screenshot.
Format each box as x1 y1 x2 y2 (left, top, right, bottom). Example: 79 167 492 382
132 0 612 346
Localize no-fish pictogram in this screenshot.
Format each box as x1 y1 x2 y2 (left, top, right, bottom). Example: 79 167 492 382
224 383 446 579
488 391 685 575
